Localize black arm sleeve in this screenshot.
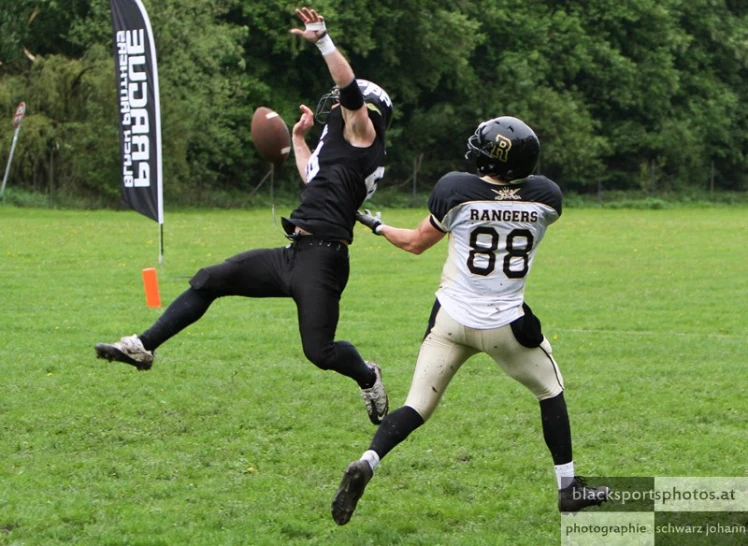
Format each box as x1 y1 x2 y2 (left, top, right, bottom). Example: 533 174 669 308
338 79 365 110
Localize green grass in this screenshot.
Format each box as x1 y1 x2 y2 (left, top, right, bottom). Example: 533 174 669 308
1 206 746 545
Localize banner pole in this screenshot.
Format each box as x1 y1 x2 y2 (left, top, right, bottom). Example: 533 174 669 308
158 222 164 265
0 126 21 200
1 101 26 201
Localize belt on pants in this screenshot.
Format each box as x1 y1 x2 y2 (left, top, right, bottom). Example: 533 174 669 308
288 234 348 253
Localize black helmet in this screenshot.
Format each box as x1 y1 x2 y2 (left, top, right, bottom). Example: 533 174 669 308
465 116 540 182
315 79 393 129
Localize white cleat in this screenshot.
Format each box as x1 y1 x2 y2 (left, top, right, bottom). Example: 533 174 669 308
360 361 389 424
95 334 154 371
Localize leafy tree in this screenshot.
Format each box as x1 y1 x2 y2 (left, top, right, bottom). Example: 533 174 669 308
1 0 747 202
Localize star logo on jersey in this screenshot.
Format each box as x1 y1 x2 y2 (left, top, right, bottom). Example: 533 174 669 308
492 187 521 200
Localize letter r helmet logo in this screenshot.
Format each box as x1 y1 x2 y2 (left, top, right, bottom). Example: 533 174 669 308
490 134 512 163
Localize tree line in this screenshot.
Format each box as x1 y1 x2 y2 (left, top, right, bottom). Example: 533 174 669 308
1 0 746 206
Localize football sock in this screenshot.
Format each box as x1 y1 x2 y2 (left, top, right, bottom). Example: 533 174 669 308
360 450 380 472
369 405 424 459
324 341 377 388
555 461 575 489
539 392 573 466
356 360 377 390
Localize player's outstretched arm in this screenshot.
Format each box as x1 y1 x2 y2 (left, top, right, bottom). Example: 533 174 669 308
291 7 375 146
291 7 354 89
357 211 445 255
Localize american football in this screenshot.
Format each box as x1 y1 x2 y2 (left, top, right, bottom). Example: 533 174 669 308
251 106 291 165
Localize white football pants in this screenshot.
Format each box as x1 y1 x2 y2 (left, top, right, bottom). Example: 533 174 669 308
404 306 565 421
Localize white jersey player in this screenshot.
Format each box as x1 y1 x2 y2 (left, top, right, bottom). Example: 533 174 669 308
430 170 561 329
331 116 609 526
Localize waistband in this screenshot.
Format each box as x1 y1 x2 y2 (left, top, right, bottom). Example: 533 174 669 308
287 233 349 253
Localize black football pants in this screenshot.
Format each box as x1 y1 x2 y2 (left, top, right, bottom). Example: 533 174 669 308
138 237 375 388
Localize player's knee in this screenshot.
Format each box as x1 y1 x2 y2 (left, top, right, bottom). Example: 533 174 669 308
302 343 335 370
189 267 212 290
508 367 563 401
522 367 564 400
304 339 360 371
189 262 236 293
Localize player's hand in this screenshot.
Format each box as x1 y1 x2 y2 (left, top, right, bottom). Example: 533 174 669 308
290 7 328 44
356 209 384 235
293 105 314 139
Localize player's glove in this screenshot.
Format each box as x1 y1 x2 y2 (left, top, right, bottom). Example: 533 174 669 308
356 209 385 235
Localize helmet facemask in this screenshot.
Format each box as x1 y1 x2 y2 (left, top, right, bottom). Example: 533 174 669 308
315 86 340 125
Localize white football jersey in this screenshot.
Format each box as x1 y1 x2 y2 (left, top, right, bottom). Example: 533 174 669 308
428 172 562 329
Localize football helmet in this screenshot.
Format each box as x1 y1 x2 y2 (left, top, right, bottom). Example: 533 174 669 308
315 79 393 129
465 116 540 182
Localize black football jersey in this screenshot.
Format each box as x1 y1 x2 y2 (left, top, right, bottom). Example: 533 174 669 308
286 108 386 243
428 172 562 328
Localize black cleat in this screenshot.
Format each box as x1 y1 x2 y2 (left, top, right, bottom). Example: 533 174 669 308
331 460 373 525
95 335 154 371
558 476 610 513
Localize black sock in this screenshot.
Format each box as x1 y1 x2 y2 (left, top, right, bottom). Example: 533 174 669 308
539 392 573 465
310 340 376 388
370 406 425 460
334 341 376 389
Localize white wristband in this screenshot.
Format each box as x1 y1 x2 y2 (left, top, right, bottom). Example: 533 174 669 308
374 223 386 235
315 33 336 56
304 20 336 56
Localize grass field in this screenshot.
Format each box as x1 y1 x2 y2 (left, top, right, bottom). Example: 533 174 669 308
1 205 746 545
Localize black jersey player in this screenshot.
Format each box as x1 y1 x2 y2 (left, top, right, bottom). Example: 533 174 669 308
331 116 609 525
95 7 390 426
